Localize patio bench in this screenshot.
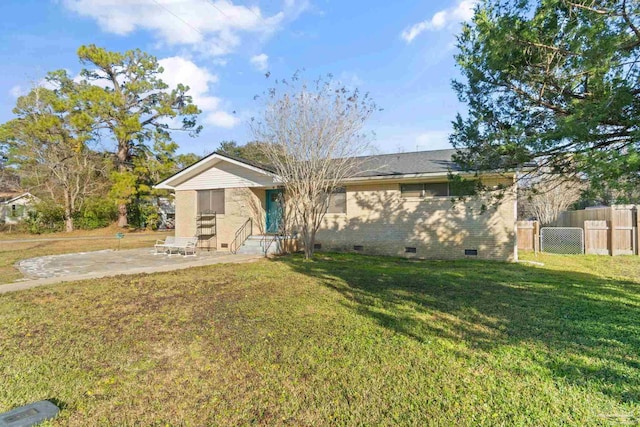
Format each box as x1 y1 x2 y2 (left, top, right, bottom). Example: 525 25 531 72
154 236 175 255
167 236 198 257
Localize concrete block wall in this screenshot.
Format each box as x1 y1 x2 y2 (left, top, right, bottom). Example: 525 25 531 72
215 188 265 251
174 188 265 251
175 177 516 260
315 179 516 261
175 190 197 238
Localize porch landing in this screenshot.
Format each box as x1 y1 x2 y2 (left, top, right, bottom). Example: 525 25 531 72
237 235 287 255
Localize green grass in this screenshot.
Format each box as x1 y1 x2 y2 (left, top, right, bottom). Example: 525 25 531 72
0 253 639 425
0 224 169 241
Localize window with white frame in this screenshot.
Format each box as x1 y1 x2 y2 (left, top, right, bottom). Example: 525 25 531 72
197 189 225 214
400 181 476 198
326 187 346 213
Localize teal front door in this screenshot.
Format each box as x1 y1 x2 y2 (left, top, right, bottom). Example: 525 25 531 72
265 189 283 233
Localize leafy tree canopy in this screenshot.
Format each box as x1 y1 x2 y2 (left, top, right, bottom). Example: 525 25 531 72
1 80 108 231
175 153 202 170
451 0 640 203
1 45 206 231
216 140 273 165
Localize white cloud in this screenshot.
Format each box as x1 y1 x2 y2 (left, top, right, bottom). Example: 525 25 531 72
401 0 478 43
9 85 26 98
61 0 309 57
10 56 239 129
159 56 218 108
205 110 240 128
158 56 238 128
8 79 59 97
250 53 269 72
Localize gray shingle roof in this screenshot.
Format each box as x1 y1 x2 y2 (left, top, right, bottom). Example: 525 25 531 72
354 149 460 177
157 148 461 189
217 148 461 177
212 151 277 173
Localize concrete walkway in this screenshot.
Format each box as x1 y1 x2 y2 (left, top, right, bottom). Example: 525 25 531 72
1 248 262 294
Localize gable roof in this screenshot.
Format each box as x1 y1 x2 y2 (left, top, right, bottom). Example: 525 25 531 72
154 151 275 190
208 151 277 174
2 192 34 204
0 191 22 203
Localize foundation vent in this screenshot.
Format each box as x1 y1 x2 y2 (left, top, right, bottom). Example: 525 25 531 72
464 249 478 256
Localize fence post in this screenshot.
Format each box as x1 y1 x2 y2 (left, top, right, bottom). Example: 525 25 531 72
609 207 615 256
584 220 589 255
631 205 640 255
534 221 540 254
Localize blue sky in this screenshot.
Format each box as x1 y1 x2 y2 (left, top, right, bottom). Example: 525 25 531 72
0 0 477 156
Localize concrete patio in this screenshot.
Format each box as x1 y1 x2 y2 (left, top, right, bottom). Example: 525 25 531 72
1 248 262 293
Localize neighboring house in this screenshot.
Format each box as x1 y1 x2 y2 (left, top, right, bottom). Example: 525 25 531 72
1 192 35 224
155 149 517 261
156 196 175 230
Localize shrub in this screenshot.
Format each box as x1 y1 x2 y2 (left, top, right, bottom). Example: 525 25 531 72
74 198 118 230
24 203 65 234
126 200 161 230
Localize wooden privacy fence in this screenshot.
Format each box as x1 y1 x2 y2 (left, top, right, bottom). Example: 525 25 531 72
584 220 609 255
516 220 539 251
553 205 639 256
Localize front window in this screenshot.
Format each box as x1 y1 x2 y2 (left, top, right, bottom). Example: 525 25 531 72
197 189 225 214
400 181 476 198
326 187 346 214
401 183 448 197
9 204 23 218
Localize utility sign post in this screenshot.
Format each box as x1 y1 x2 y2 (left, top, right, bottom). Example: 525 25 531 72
115 232 125 251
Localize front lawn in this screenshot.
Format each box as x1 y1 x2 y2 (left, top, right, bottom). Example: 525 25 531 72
0 253 639 425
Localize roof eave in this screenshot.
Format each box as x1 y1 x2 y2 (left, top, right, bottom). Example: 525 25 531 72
154 152 277 190
3 192 34 204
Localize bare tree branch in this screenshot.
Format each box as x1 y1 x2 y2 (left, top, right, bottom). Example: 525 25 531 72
251 75 377 259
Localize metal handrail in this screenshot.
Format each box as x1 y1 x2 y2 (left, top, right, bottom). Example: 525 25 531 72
230 218 252 254
262 233 279 257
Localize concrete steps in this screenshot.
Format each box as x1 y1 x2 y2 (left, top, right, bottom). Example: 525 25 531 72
236 235 281 255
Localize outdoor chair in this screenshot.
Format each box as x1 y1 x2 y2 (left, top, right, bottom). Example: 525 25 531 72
154 236 176 255
165 237 198 257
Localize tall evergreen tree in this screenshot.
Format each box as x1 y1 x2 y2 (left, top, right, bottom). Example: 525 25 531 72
76 45 201 226
452 0 640 202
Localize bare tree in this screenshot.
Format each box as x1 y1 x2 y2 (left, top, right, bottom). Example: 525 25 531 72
251 73 377 259
519 175 585 226
0 162 20 195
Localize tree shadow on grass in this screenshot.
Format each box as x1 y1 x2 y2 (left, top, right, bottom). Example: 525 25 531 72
278 253 640 404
